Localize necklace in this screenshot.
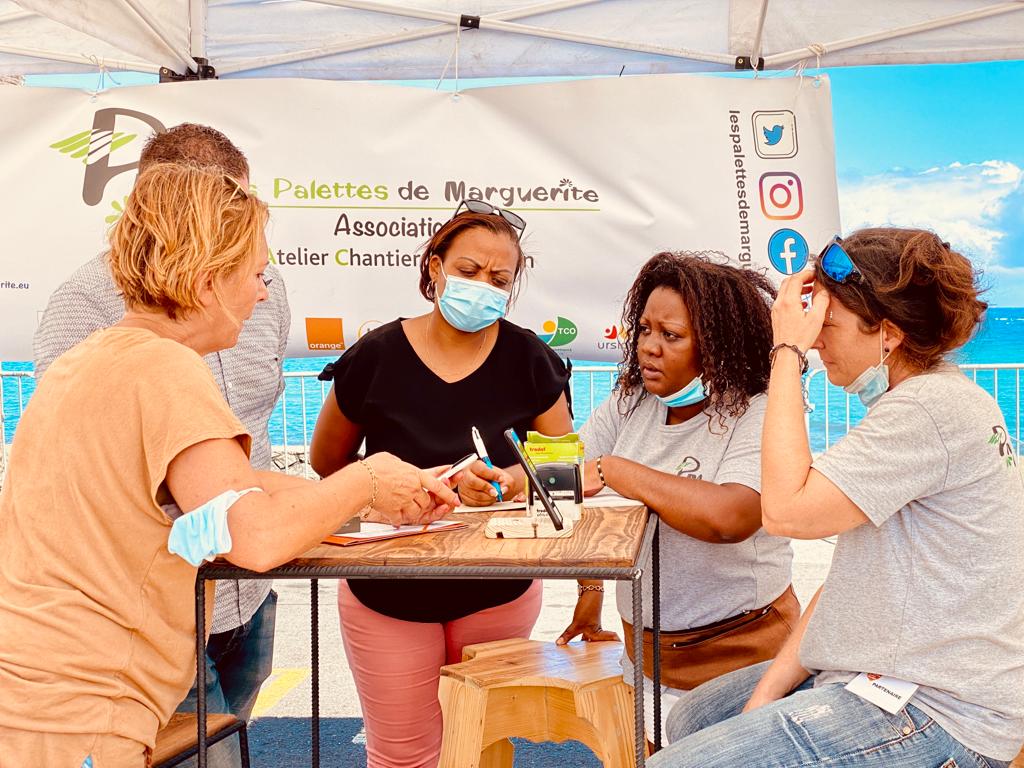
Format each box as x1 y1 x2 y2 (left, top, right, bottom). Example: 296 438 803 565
423 313 489 381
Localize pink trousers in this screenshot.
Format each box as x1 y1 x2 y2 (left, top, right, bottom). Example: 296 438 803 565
337 579 543 768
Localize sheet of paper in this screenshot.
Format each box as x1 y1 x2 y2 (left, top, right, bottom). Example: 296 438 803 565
343 520 464 539
845 673 919 714
583 492 642 508
452 500 528 514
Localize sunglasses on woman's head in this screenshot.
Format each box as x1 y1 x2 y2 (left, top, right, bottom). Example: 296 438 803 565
452 199 526 240
818 236 863 284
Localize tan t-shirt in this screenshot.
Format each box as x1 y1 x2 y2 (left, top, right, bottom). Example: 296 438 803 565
0 327 250 748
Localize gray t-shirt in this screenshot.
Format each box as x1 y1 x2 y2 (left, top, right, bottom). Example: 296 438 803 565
803 364 1024 761
581 390 793 632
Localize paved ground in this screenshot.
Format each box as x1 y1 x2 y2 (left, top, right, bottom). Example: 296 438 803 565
241 539 834 766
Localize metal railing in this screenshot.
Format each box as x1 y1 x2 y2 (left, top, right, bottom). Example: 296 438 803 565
4 363 1022 486
804 363 1023 455
0 371 32 485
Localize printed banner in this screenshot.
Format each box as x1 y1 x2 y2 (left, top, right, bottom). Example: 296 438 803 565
0 75 839 361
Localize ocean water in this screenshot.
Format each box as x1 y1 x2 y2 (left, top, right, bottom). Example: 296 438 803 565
3 308 1023 449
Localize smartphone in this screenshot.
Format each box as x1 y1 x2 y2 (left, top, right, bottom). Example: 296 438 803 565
438 452 479 482
502 429 564 531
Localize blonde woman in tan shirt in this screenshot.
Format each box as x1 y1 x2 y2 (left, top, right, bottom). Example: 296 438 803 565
0 164 458 768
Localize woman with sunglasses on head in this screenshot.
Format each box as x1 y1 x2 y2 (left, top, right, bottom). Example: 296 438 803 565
556 252 798 742
310 199 573 768
650 228 1024 768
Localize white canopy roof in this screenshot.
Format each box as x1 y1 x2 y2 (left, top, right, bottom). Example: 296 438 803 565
1 1 1023 82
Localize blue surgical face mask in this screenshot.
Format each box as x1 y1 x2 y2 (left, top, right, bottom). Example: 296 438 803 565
167 487 261 567
656 375 708 408
844 329 892 408
437 268 510 333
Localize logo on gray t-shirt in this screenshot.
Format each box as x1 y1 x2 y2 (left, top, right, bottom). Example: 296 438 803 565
675 456 702 478
989 424 1016 467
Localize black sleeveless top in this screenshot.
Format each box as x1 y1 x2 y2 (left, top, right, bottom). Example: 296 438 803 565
319 318 569 622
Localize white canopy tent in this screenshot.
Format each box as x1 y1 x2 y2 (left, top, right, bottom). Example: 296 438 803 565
1 0 1023 82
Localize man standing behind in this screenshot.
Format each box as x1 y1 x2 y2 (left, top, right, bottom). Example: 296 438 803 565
34 123 289 759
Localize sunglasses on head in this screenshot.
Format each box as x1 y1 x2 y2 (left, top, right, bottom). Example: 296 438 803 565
817 235 863 284
452 199 526 240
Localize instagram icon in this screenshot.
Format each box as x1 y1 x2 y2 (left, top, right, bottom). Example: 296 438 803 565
759 172 803 220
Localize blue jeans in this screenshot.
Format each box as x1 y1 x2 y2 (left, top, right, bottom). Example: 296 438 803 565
176 589 277 767
650 661 1009 768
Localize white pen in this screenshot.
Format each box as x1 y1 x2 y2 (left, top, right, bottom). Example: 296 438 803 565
471 426 504 501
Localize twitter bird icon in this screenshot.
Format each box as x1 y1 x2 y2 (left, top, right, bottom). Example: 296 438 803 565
763 124 784 146
753 110 798 158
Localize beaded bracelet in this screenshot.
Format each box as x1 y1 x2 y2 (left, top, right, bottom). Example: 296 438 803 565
595 455 607 488
769 342 809 375
357 459 378 518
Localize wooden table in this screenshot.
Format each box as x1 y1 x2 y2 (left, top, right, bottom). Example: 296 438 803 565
194 504 661 767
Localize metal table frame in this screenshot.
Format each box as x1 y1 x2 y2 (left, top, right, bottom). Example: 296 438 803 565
195 512 662 767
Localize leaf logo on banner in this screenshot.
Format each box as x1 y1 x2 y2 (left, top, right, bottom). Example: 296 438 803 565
539 316 577 348
51 109 166 206
105 196 129 225
50 129 138 165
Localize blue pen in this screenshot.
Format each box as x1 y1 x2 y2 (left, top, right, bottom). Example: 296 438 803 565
471 426 504 501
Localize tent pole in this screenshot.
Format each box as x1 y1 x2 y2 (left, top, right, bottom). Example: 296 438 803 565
749 0 770 71
222 0 601 75
317 0 733 62
226 0 731 74
190 0 207 62
0 43 158 73
766 2 1024 68
121 0 197 73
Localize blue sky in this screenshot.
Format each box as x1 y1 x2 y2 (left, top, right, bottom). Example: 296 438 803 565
29 59 1024 305
827 60 1024 306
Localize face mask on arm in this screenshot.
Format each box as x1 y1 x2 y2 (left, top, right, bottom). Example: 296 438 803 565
167 487 262 567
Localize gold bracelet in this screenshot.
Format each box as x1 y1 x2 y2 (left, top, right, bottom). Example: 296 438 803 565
578 584 604 596
357 459 378 517
595 455 607 488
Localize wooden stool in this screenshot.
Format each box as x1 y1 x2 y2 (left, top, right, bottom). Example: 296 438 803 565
152 713 250 768
438 638 640 768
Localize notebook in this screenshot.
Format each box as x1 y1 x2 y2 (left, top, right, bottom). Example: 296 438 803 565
323 520 466 547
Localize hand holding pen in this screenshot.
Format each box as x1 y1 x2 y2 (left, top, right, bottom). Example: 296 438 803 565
457 426 514 506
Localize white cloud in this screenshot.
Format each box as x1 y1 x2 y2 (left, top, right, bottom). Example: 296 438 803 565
838 160 1023 269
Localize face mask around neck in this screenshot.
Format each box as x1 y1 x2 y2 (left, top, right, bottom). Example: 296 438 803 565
655 375 708 408
843 328 892 408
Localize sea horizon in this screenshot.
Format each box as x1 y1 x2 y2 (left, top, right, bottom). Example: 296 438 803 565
4 308 1022 449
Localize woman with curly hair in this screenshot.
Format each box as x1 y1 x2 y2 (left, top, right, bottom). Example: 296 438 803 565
652 228 1024 768
557 251 797 739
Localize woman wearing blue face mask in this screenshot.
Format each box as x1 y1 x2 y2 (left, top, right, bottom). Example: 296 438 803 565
651 228 1024 768
310 199 572 768
557 252 798 742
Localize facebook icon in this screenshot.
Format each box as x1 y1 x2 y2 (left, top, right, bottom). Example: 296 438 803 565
767 229 809 275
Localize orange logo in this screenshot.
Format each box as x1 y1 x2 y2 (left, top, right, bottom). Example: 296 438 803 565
305 317 345 351
866 673 882 681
